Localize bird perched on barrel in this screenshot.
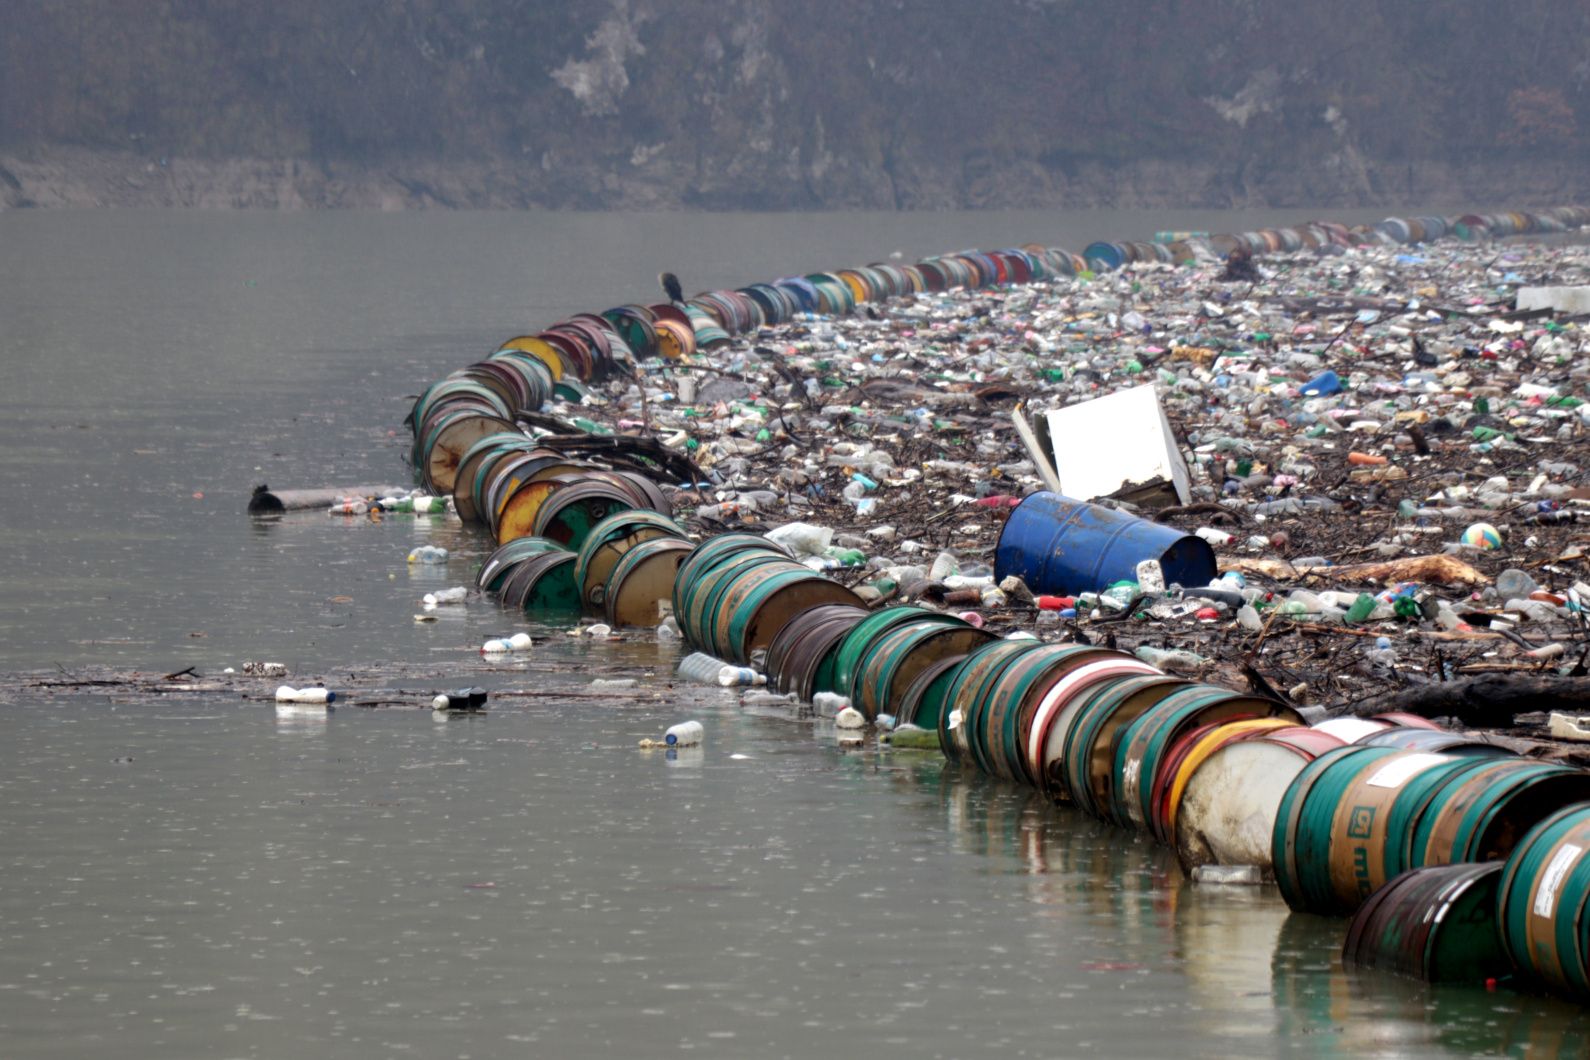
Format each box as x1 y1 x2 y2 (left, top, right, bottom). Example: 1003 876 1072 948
658 271 684 307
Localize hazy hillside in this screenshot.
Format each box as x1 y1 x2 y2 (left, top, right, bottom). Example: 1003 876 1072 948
3 0 1587 208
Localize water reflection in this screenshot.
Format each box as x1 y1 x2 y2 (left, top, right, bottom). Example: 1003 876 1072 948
890 761 1590 1058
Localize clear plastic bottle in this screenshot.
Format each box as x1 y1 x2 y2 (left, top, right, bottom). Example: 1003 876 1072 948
664 721 704 747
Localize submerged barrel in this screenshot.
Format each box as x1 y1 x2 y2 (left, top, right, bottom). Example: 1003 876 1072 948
497 550 582 614
1343 863 1508 984
573 510 690 613
1112 685 1298 833
994 493 1216 598
1175 726 1344 874
764 604 868 699
477 536 571 593
1498 804 1590 998
1271 746 1542 916
604 537 694 627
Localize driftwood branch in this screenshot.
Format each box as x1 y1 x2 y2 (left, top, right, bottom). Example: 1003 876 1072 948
1334 674 1590 727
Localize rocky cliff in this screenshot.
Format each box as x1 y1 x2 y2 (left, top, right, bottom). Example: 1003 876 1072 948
3 0 1587 210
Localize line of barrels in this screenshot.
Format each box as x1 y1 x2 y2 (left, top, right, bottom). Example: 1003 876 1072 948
405 205 1589 523
671 584 1590 1002
1080 206 1590 273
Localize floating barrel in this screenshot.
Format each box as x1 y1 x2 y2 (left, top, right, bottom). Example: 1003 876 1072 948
477 536 570 592
1270 747 1532 915
896 656 964 735
849 618 996 723
1026 658 1166 801
493 468 586 546
497 550 581 615
939 640 1049 768
710 562 864 667
994 492 1216 598
1498 804 1590 998
1343 863 1508 984
420 412 523 497
496 336 568 384
827 607 964 711
972 644 1127 786
764 604 868 699
1082 242 1126 272
531 476 663 552
1175 725 1344 874
672 537 791 654
1407 758 1590 874
1112 685 1298 832
1151 717 1300 845
604 537 695 627
573 510 690 613
450 434 536 524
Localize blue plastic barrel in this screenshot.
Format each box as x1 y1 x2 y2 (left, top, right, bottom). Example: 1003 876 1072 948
1082 242 1126 272
994 492 1217 596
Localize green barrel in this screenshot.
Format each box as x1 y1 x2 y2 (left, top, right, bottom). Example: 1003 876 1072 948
477 536 570 593
850 619 996 724
957 642 1053 777
896 656 967 733
829 607 959 707
1342 863 1508 983
1497 804 1590 998
1062 673 1187 820
1377 756 1498 880
976 644 1113 786
499 551 582 615
572 509 688 613
677 551 789 656
602 537 694 628
531 479 643 552
764 605 867 699
1271 746 1401 914
937 641 1043 768
450 433 534 524
1112 684 1296 832
1410 758 1590 872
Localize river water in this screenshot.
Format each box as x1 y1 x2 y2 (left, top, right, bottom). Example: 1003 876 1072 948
2 208 1584 1057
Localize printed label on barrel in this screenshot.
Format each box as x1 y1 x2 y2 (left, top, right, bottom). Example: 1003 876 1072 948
1365 752 1449 789
1534 843 1582 919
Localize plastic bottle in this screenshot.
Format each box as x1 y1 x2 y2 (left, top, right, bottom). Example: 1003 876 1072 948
481 632 533 654
407 545 449 564
432 688 488 710
717 666 766 687
275 685 335 704
811 691 851 716
1345 593 1378 623
677 652 731 684
834 706 866 729
422 587 468 606
328 499 369 516
1134 646 1207 671
664 721 704 747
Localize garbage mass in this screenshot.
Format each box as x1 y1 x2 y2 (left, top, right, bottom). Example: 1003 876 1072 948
353 206 1590 999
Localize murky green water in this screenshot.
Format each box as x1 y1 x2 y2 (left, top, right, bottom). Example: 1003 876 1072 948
1 209 1583 1057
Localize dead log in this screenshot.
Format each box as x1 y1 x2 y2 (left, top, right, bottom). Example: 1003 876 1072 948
1334 674 1590 727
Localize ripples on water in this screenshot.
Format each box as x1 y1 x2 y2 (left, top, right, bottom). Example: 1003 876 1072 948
0 210 1582 1057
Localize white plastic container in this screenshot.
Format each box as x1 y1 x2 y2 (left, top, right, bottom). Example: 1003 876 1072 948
664 721 704 747
275 685 335 704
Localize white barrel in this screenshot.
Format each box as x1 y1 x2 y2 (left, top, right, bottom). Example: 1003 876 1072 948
1174 739 1316 874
